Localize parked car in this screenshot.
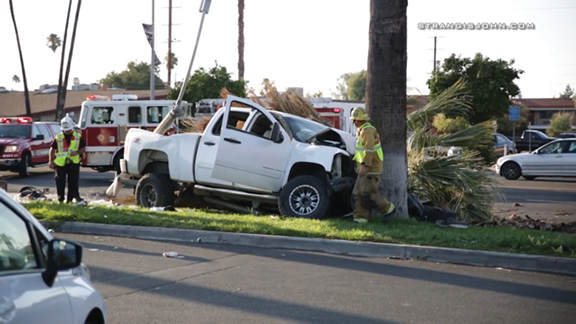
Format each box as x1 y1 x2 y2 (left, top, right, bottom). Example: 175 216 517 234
0 188 106 323
495 138 576 180
0 117 58 177
559 133 576 138
446 133 517 158
509 129 556 152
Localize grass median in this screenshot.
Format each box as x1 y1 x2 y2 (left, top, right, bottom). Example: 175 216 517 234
23 201 576 258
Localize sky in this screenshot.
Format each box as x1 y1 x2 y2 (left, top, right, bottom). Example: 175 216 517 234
1 0 575 99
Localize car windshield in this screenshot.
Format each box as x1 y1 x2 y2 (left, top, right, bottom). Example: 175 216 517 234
272 113 329 142
0 125 31 139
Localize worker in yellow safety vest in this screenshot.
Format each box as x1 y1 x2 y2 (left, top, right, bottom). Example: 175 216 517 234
347 107 395 223
49 114 86 204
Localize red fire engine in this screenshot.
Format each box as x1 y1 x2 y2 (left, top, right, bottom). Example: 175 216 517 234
76 94 192 173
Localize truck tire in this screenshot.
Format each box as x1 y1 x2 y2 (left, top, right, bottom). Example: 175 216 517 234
18 154 31 178
501 161 521 180
136 173 176 208
113 150 123 175
278 175 330 219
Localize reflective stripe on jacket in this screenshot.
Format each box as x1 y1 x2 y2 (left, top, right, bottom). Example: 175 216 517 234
54 131 81 166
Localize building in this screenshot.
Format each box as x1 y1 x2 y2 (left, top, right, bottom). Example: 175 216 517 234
511 98 576 131
0 89 168 122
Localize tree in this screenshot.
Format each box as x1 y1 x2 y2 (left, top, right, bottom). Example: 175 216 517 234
547 112 573 137
100 61 165 90
496 101 530 136
165 51 178 86
55 0 73 121
333 72 352 100
407 80 496 221
56 0 82 121
46 33 61 53
366 0 408 218
427 53 523 124
334 71 366 101
238 0 245 80
9 0 31 117
432 113 470 134
305 91 323 98
559 84 574 99
12 75 20 84
167 63 246 103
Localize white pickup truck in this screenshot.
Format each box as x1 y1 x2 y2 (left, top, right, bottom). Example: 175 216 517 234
120 95 357 219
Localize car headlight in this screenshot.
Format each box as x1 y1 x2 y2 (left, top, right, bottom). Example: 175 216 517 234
4 145 19 153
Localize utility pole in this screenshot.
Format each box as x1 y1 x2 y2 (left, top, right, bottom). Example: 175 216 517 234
150 0 155 100
168 0 172 88
433 36 437 74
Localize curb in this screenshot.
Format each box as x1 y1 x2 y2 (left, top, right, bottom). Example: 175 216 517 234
43 221 576 277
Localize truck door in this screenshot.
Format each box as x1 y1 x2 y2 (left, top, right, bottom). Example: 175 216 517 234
35 125 52 164
85 105 119 166
30 125 45 165
212 96 292 193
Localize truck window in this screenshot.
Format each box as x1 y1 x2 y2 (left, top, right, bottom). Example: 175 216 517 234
128 106 142 123
38 125 52 139
79 104 89 129
32 125 41 138
147 106 170 123
91 107 114 124
49 124 61 135
212 111 250 136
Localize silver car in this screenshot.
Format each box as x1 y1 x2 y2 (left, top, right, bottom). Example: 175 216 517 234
495 138 576 180
0 189 106 323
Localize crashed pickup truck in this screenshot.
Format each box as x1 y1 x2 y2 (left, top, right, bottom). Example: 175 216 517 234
120 95 357 219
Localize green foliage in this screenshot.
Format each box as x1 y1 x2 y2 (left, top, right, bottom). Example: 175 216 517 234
333 70 366 101
408 79 498 221
99 61 165 90
306 90 323 98
559 84 574 99
547 112 574 137
46 33 61 53
427 53 523 124
432 113 470 133
168 63 246 103
165 51 178 71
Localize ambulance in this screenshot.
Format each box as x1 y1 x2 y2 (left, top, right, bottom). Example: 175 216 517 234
76 93 193 173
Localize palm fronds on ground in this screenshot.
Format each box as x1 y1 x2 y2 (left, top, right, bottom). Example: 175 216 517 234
407 79 499 221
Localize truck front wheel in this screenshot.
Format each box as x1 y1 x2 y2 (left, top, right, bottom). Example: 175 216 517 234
279 175 330 219
136 173 176 208
18 154 30 178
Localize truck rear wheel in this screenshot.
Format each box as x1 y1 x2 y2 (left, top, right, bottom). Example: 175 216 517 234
278 175 330 219
136 173 175 208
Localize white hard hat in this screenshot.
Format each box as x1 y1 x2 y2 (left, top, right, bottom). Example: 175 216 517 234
60 113 75 131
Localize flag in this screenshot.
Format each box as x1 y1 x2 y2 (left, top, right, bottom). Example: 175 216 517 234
142 23 161 66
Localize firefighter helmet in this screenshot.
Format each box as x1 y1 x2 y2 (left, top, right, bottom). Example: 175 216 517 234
60 113 75 131
350 107 369 121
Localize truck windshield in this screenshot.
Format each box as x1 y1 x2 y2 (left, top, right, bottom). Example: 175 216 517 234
276 114 328 142
0 125 31 139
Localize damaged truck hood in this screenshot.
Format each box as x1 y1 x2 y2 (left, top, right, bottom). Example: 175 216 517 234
306 128 356 155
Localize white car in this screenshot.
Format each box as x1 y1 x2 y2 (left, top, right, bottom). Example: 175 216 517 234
495 138 576 180
0 189 106 323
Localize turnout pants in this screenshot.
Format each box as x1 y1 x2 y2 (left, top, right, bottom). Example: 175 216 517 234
55 163 81 203
352 174 391 219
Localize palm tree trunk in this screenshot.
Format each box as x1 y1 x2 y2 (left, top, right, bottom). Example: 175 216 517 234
58 0 82 120
366 0 408 218
56 0 73 121
237 0 245 80
9 0 31 117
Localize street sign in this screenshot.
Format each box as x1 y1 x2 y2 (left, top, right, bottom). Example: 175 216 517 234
509 106 520 121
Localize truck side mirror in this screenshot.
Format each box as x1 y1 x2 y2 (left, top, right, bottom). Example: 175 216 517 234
271 122 283 143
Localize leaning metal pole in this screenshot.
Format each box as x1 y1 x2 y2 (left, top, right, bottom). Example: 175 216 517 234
154 0 211 135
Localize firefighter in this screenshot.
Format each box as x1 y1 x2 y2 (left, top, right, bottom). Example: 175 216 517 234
49 114 86 205
348 107 395 223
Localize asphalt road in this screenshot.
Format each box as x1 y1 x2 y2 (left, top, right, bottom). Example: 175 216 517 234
1 167 575 204
56 233 576 324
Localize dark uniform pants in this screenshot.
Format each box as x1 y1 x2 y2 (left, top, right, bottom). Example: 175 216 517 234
352 174 392 219
55 163 81 203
